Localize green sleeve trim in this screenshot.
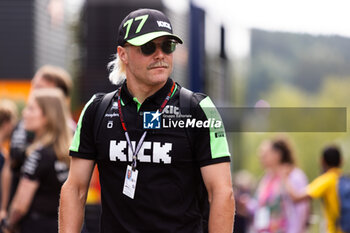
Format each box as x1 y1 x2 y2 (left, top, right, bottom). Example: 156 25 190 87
132 97 142 112
70 95 96 152
121 98 125 106
199 97 230 159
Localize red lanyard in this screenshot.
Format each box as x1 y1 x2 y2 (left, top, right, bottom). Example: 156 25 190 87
117 81 176 170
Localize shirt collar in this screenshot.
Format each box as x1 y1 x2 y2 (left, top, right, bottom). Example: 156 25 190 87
120 78 174 107
327 167 342 174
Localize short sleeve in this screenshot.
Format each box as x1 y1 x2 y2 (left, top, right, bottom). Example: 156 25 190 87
306 173 332 199
69 94 103 160
191 94 231 167
21 150 48 181
289 168 308 191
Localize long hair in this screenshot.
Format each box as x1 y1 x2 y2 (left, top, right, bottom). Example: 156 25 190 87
271 136 296 165
107 53 126 85
27 89 72 165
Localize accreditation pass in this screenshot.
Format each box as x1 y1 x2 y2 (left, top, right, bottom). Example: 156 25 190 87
123 165 138 199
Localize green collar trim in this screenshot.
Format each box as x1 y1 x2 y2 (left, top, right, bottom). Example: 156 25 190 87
171 84 177 98
120 83 177 112
133 97 142 112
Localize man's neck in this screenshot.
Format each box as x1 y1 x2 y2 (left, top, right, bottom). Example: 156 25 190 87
126 79 167 104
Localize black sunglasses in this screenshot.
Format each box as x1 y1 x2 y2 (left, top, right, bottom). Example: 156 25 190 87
140 40 177 56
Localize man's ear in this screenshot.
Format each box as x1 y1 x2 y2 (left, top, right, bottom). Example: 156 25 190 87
117 46 128 64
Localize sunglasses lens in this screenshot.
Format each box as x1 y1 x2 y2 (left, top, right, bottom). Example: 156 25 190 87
140 40 177 55
141 42 156 55
162 41 177 54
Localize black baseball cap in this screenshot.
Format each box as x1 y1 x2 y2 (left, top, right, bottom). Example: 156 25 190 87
117 8 183 47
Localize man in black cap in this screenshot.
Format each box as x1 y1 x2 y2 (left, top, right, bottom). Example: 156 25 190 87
59 9 235 233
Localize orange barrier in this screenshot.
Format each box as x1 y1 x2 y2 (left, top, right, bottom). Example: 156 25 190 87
86 166 101 204
0 80 31 101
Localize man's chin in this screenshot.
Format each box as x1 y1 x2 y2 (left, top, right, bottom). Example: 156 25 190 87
149 72 169 81
147 76 168 87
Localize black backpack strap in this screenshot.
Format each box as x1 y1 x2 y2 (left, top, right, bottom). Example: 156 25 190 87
179 86 209 233
93 90 117 142
179 87 194 115
179 86 195 149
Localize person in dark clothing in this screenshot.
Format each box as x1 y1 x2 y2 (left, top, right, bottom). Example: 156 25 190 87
59 8 235 233
0 65 74 224
0 100 17 233
1 89 71 233
0 100 17 173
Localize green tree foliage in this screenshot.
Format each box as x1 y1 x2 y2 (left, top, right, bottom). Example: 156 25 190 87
246 29 350 105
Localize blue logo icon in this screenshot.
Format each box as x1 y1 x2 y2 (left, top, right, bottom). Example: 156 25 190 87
143 110 162 129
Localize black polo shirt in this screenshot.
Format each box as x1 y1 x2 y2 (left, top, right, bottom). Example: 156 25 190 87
70 78 231 233
22 145 69 217
9 121 35 202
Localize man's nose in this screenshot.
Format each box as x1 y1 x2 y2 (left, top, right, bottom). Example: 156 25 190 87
153 45 165 59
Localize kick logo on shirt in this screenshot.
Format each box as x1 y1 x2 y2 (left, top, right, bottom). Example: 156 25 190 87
143 110 162 129
109 140 172 164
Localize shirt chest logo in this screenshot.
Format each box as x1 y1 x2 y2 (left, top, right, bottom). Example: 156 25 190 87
107 121 113 128
109 140 172 164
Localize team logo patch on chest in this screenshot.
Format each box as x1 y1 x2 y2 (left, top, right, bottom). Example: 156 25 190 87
109 140 172 164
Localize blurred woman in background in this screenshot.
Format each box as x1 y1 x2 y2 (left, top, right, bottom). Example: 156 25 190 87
2 89 71 233
248 137 310 233
0 65 74 226
0 100 17 173
271 138 310 233
0 100 18 233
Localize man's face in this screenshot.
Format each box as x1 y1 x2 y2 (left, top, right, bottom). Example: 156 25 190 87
121 36 174 88
258 141 280 169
